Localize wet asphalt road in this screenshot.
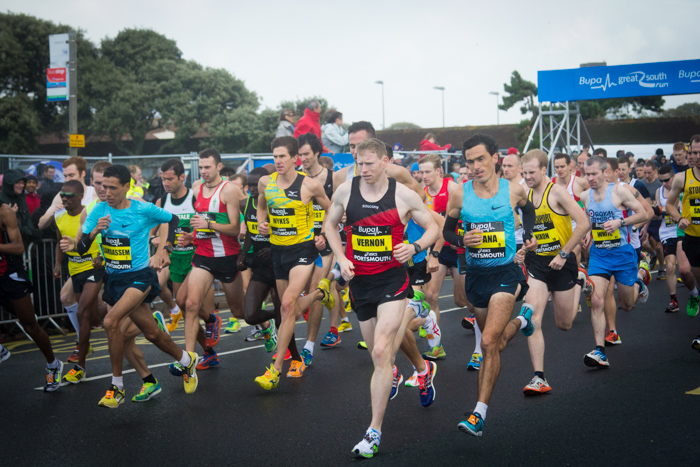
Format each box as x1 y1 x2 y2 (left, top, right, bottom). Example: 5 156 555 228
2 273 699 466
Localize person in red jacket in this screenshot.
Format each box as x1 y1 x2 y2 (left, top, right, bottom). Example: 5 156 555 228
294 100 323 139
24 175 41 214
419 133 451 157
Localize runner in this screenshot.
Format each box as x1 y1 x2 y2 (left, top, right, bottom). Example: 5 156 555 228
254 136 331 387
324 138 439 458
580 156 650 368
442 133 537 437
520 150 589 394
69 164 197 405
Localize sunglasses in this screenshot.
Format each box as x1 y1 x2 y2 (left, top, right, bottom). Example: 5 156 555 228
659 177 672 183
59 192 82 199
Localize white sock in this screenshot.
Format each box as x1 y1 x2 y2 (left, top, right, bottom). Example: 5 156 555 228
171 305 180 315
179 351 192 367
112 375 124 390
65 302 79 340
692 288 699 298
341 317 349 323
516 316 527 330
474 401 488 420
304 341 315 354
422 311 441 347
47 358 60 369
474 321 482 354
417 362 428 376
330 267 341 281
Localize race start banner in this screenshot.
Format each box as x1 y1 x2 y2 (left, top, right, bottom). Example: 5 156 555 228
538 59 700 102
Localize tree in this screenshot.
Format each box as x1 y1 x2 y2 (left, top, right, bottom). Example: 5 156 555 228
279 96 331 118
663 102 700 117
386 122 421 130
0 95 43 154
499 71 538 118
101 29 182 74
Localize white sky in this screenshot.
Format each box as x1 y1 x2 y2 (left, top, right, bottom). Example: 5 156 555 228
4 0 700 129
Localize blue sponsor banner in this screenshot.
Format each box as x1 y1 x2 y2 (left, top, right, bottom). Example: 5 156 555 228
538 59 700 102
252 153 355 171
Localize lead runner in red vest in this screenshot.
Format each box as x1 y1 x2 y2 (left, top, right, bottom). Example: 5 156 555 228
325 138 439 458
180 148 246 391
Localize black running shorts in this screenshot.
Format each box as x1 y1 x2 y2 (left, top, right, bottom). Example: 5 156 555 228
464 262 528 309
525 253 577 292
349 266 412 322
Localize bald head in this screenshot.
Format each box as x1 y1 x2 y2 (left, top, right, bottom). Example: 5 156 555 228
501 154 522 181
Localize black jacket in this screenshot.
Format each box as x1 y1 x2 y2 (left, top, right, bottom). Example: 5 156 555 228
0 169 42 242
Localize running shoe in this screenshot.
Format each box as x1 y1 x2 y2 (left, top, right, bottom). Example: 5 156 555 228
44 361 64 392
357 341 368 350
665 299 680 313
519 304 535 336
657 268 666 280
166 311 182 333
604 330 621 346
649 254 658 271
342 288 352 313
169 362 184 377
67 343 80 363
196 350 219 370
408 290 430 318
225 317 241 334
405 370 418 387
338 320 353 333
245 324 264 341
0 344 11 364
422 345 446 361
254 364 280 390
153 310 169 335
352 428 380 458
273 349 292 361
688 294 700 317
389 365 403 401
417 360 437 407
317 278 336 310
300 348 313 367
578 268 595 298
692 335 700 352
523 375 551 395
419 327 427 338
584 349 610 368
63 365 86 384
98 385 125 408
204 314 222 348
458 412 484 437
638 261 651 286
262 321 277 353
287 359 306 378
320 332 341 347
467 353 482 371
461 315 475 331
182 351 199 394
132 380 161 402
637 281 649 304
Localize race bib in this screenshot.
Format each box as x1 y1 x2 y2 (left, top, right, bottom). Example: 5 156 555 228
533 213 562 255
690 199 700 225
352 225 393 263
269 207 298 237
313 203 325 230
466 221 505 259
102 236 132 270
592 222 621 249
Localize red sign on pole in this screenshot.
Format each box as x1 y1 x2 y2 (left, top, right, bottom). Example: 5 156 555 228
47 67 68 101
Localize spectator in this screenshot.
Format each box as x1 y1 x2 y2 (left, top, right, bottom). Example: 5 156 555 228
0 169 41 242
25 175 40 214
31 186 61 239
37 164 57 196
671 142 689 173
276 109 296 137
410 162 423 184
294 99 323 139
220 166 237 179
419 132 451 153
321 111 349 154
127 164 145 198
507 147 520 156
319 156 334 171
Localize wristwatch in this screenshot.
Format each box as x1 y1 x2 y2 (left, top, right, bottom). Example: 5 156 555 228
620 218 626 227
430 250 440 258
163 245 173 254
558 250 569 259
412 243 422 255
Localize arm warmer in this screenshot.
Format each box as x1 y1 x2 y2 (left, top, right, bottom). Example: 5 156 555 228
442 215 464 248
166 214 178 246
653 206 662 216
76 232 96 255
520 199 536 242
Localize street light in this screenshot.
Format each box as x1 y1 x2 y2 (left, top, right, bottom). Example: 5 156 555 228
433 86 445 128
375 80 385 130
489 91 500 125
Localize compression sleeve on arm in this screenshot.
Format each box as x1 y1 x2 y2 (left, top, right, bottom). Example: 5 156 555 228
442 215 464 248
76 232 96 255
520 199 536 242
166 214 178 245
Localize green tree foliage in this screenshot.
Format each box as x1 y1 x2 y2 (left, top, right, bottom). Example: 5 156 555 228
499 71 538 118
663 102 700 117
279 96 331 118
0 95 43 153
101 29 182 74
386 122 421 130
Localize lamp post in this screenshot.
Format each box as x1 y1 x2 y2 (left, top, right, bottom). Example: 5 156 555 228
489 91 500 125
433 86 445 128
375 80 385 130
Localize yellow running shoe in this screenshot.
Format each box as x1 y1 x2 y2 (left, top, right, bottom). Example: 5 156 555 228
182 351 199 395
225 317 240 333
255 364 280 390
98 385 125 409
64 365 86 384
338 320 353 333
287 360 306 378
317 278 335 310
167 311 182 333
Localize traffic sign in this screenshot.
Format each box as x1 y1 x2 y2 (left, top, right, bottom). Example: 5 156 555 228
69 134 85 148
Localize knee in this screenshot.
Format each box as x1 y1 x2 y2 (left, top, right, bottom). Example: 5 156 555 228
480 334 498 353
555 319 572 331
371 343 390 365
281 297 297 316
103 315 119 333
142 328 161 343
185 297 200 314
590 294 605 311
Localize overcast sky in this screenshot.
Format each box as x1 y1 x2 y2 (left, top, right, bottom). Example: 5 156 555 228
5 0 700 130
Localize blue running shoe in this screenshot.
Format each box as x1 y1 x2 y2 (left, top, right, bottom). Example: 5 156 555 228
458 412 484 437
196 350 219 370
583 348 610 368
467 353 482 371
519 304 535 337
417 360 436 407
169 362 185 377
320 332 341 347
389 365 403 401
300 348 313 367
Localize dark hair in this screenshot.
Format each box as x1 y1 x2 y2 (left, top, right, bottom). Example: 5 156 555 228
61 179 84 193
103 165 132 186
91 160 112 175
636 159 645 166
690 134 700 146
618 156 631 167
298 133 324 156
606 157 618 172
463 133 498 156
220 166 237 178
553 153 571 165
326 111 342 124
592 148 607 158
658 163 673 176
248 167 269 178
385 143 393 160
348 121 376 138
271 136 299 157
161 158 185 176
319 156 334 171
199 148 222 164
615 150 625 158
582 144 590 150
644 160 658 169
229 173 246 186
43 164 55 174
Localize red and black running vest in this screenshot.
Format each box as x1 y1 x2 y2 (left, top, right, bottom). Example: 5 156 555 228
193 181 241 257
344 177 405 276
